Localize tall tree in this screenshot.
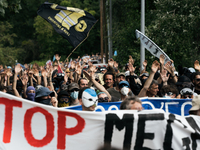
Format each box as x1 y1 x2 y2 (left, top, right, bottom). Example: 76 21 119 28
147 0 200 67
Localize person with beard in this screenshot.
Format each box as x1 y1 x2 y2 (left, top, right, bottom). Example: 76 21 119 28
35 86 58 107
192 71 200 94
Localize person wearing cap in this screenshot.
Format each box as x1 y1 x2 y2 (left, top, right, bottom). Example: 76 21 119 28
68 82 80 106
118 81 133 101
78 87 98 111
189 95 200 116
192 72 200 95
180 88 196 99
176 75 193 93
35 86 58 107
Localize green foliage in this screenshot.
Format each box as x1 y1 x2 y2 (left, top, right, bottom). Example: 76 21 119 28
147 0 200 67
30 60 47 67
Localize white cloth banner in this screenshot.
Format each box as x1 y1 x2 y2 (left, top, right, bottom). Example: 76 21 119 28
0 92 200 150
135 29 174 66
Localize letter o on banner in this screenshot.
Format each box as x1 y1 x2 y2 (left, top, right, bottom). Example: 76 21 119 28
24 107 54 147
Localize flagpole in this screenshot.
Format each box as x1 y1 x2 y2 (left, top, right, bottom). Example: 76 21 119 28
140 0 145 73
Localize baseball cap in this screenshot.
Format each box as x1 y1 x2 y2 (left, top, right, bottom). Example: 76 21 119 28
116 72 125 78
35 87 54 98
119 81 130 88
68 82 79 91
180 88 194 95
189 95 200 112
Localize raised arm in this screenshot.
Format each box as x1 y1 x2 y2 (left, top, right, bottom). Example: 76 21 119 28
83 70 111 101
12 64 22 98
138 60 160 97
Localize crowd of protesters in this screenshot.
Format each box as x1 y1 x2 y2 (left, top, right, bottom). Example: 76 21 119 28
0 53 200 114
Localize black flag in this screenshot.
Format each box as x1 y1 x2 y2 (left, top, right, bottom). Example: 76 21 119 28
37 2 97 49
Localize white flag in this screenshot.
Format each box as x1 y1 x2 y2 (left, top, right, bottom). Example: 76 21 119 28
136 29 173 66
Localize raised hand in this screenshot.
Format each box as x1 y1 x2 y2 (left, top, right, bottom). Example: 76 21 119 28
108 58 114 67
28 69 34 78
34 69 39 77
55 54 61 61
114 61 118 68
15 64 22 74
41 69 47 77
151 60 160 73
75 65 82 75
160 69 169 83
89 65 97 73
143 60 148 68
159 54 165 65
128 62 136 74
51 97 58 107
164 61 173 74
70 61 75 69
129 55 135 65
194 60 200 71
21 75 28 86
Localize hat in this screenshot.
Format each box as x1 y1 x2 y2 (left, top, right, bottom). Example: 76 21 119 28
124 71 130 77
180 88 194 95
188 67 196 73
119 81 130 88
176 75 191 85
60 84 68 91
116 72 125 78
35 87 54 98
189 95 200 111
58 90 69 99
26 86 35 95
68 82 79 91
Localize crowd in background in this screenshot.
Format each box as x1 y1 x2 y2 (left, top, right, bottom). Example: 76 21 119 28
1 53 200 113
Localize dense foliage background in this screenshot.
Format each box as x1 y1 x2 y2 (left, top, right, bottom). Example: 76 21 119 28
0 0 199 69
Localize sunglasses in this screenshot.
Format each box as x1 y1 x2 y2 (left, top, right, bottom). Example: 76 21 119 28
69 88 79 92
98 97 109 102
195 78 200 82
166 92 173 96
183 95 192 99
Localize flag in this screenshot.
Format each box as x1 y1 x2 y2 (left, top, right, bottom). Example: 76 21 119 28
135 29 174 66
37 2 97 49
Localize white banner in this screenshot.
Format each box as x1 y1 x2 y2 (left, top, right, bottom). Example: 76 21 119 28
135 29 174 66
0 92 200 150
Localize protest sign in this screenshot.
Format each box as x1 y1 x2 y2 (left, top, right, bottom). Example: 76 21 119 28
0 92 199 150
